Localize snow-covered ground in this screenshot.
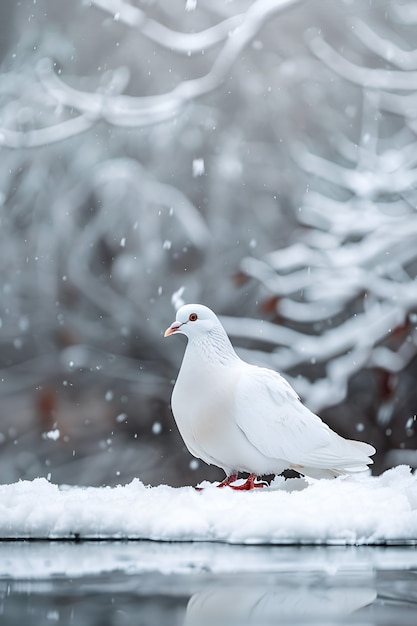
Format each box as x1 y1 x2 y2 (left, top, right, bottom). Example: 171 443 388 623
0 465 416 544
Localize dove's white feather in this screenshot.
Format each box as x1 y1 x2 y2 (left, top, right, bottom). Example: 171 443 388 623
165 304 375 480
235 365 375 474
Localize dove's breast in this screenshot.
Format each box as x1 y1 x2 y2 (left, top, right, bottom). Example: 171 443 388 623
171 362 237 456
171 358 284 474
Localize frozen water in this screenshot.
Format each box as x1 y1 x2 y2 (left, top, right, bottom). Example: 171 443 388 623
0 540 415 580
0 542 416 626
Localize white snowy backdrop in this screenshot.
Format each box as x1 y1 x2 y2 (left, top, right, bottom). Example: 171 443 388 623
0 0 416 488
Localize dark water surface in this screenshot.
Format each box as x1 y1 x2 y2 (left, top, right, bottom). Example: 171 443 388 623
0 542 416 625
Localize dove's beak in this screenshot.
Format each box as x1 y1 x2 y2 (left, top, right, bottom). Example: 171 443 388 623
164 321 183 337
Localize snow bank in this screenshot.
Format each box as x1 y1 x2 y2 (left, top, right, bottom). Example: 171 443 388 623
0 465 416 544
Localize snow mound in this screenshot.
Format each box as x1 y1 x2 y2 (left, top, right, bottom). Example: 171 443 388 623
0 465 416 544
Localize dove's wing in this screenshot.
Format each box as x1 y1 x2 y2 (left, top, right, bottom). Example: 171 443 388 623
235 365 373 469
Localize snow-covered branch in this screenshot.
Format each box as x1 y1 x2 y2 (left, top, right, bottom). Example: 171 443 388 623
309 32 417 90
235 12 417 422
391 1 417 25
351 17 417 71
0 0 303 145
90 0 244 54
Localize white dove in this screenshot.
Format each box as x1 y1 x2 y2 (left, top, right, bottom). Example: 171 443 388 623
164 304 376 490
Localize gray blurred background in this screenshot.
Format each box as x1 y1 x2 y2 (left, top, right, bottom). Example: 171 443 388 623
0 0 416 487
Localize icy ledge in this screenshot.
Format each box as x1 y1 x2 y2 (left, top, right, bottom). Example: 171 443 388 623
0 465 416 544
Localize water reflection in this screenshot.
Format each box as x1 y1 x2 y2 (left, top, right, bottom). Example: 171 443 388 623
0 542 416 625
185 579 376 625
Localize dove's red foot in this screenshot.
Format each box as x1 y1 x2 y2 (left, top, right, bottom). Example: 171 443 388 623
217 474 238 488
194 474 238 491
229 473 267 491
195 473 267 491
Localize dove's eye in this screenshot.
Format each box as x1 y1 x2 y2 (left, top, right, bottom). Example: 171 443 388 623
189 313 198 322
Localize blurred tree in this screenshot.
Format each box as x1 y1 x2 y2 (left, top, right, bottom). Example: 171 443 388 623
0 0 415 485
0 1 16 63
235 1 417 472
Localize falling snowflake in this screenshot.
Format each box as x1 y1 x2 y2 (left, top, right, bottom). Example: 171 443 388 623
152 422 162 435
185 0 197 12
43 429 60 441
171 286 185 309
192 158 205 177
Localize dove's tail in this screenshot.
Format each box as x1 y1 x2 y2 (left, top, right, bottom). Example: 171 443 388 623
300 439 376 479
348 439 376 458
300 464 371 479
343 440 376 471
335 439 376 475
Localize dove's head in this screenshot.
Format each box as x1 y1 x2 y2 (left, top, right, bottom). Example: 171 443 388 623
164 304 220 339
